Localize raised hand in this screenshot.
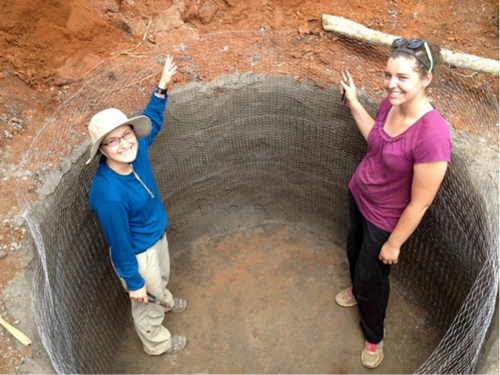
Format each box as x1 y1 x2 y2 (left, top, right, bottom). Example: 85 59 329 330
158 55 178 89
339 69 357 106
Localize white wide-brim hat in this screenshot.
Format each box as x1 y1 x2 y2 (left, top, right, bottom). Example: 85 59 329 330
86 108 152 165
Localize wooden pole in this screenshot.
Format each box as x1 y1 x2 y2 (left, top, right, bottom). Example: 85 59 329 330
322 14 499 76
0 316 32 346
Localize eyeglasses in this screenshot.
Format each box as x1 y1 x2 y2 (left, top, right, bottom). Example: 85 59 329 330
391 38 434 72
101 129 135 147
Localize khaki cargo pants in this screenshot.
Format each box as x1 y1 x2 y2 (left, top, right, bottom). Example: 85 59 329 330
113 233 175 355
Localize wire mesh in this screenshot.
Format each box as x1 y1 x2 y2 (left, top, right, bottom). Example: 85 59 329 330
15 31 499 374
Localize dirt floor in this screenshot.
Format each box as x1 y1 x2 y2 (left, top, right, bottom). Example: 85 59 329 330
117 224 440 374
0 0 498 373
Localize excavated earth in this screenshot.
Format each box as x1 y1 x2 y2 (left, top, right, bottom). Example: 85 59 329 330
0 0 498 373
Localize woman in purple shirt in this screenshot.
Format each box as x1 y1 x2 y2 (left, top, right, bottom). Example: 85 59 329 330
336 39 452 368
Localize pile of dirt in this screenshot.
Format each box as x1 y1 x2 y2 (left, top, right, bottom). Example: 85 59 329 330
1 0 498 92
0 0 498 373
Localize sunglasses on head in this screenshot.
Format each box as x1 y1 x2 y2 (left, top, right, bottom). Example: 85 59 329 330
391 38 434 72
392 38 426 50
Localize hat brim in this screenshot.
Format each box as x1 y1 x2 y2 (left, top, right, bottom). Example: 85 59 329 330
86 115 152 165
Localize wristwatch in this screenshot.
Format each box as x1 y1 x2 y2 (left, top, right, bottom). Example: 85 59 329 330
154 86 168 96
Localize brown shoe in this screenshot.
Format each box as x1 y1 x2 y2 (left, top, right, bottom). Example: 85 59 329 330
361 340 384 368
164 336 187 354
335 287 357 307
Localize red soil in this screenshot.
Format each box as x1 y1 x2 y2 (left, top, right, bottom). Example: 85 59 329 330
0 0 498 372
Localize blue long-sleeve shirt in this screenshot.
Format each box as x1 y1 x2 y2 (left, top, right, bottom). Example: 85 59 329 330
89 92 168 291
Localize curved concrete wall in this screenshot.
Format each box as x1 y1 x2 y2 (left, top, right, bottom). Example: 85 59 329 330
27 75 498 374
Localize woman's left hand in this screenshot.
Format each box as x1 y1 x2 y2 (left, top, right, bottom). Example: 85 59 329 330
158 55 178 89
379 242 400 265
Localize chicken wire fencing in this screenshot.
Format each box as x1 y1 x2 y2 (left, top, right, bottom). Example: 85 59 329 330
16 31 498 374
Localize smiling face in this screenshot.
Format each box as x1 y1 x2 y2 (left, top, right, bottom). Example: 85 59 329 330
383 56 432 107
99 125 138 173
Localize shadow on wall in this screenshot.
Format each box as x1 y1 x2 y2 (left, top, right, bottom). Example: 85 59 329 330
24 75 498 374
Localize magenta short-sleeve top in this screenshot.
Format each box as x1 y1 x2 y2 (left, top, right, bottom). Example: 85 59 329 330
348 96 452 232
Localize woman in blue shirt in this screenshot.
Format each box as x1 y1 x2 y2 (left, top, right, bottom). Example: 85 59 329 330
88 56 187 355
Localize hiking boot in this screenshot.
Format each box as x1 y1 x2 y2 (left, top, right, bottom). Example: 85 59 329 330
361 340 384 368
168 297 187 314
335 287 357 307
164 335 187 354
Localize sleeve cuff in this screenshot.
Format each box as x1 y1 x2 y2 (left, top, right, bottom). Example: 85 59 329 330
125 272 145 291
151 89 168 101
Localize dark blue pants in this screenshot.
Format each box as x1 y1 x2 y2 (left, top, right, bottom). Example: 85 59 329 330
347 191 391 344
